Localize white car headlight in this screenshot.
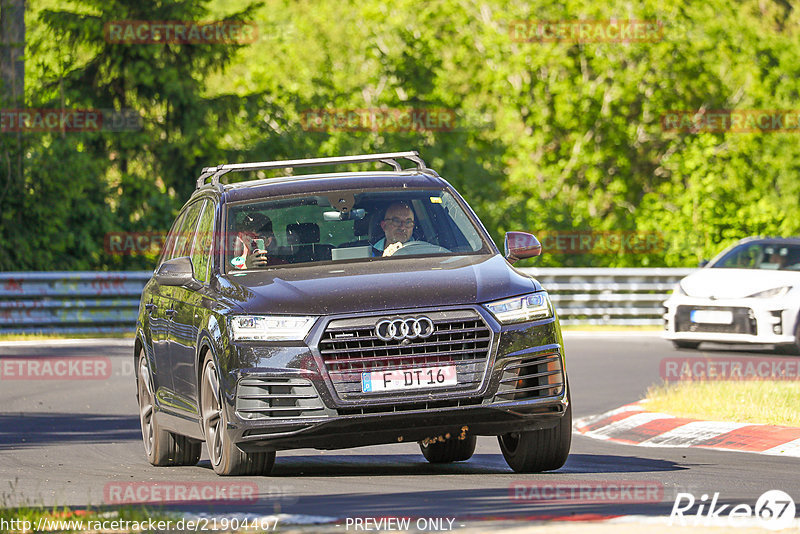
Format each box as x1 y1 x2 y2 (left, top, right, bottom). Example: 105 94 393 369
745 286 792 299
484 292 553 324
230 315 317 341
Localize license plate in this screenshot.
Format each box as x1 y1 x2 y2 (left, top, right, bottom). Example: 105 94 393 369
690 310 734 324
362 365 457 393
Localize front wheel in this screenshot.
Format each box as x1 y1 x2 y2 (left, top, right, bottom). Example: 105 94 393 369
498 394 571 473
200 355 275 476
137 350 200 466
776 319 800 355
419 434 477 464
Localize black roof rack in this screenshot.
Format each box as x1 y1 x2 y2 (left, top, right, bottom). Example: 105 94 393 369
197 151 433 189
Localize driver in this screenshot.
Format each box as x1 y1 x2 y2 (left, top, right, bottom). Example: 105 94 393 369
374 201 416 257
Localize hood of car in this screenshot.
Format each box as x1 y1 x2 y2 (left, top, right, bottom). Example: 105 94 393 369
219 254 540 315
680 268 800 299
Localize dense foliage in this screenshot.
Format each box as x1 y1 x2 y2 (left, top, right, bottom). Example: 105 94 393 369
2 0 799 270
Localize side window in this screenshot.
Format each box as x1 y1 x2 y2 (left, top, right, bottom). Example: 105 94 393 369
172 201 205 260
158 211 188 267
191 201 215 283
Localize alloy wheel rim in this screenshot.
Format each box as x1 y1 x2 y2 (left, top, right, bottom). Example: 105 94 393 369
201 360 223 466
138 357 155 456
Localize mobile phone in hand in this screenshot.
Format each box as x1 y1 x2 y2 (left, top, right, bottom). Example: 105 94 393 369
254 238 265 250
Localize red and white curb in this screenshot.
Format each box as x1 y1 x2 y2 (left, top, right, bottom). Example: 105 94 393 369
575 401 800 457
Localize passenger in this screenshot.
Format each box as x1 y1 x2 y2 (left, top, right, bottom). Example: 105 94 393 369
231 213 285 269
374 201 417 257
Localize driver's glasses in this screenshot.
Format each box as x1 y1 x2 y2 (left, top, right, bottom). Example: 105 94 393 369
385 218 415 228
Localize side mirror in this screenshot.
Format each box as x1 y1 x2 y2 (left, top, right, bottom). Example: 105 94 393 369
155 256 200 289
504 231 542 264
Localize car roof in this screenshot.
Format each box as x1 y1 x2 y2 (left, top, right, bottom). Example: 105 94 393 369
736 236 800 246
201 171 450 203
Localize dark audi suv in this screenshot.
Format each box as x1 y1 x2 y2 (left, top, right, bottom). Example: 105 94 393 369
135 151 571 475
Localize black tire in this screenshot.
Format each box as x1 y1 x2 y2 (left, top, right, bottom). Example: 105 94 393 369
672 340 701 350
200 354 275 476
137 350 201 466
419 434 477 464
498 393 572 473
776 319 800 355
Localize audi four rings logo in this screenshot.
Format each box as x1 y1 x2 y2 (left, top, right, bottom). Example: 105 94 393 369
375 317 435 341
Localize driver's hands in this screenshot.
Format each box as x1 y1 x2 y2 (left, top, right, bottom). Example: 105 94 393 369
246 249 269 268
383 242 404 257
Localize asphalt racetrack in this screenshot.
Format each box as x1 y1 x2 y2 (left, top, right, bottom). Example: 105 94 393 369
1 333 799 526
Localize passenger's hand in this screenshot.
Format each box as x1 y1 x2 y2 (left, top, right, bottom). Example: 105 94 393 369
383 242 404 257
246 249 269 268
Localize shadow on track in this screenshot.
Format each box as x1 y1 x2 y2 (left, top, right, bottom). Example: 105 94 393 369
0 413 140 449
191 452 686 477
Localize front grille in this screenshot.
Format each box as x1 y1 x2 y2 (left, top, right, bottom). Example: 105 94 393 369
494 351 564 402
319 309 492 401
236 377 325 420
675 306 757 335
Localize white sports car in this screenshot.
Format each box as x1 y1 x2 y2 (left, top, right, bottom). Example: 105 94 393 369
663 237 800 352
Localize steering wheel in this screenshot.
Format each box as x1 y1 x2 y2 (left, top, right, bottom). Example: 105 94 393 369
392 241 451 256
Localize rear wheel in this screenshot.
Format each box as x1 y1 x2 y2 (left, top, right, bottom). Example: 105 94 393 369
498 393 571 473
200 355 275 476
672 340 701 350
137 350 200 466
419 434 477 464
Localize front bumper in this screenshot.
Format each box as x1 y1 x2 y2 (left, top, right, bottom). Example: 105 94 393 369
663 295 798 345
234 395 567 452
220 309 568 451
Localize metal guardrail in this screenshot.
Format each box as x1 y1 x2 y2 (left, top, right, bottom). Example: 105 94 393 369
0 268 695 334
521 267 694 326
0 272 151 334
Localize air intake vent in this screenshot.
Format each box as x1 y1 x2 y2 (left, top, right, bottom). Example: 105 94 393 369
494 351 563 402
236 377 325 419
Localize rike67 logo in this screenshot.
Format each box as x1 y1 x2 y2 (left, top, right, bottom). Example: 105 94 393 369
670 490 797 530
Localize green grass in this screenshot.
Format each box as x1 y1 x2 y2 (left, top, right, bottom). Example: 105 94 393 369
645 381 800 426
0 505 180 533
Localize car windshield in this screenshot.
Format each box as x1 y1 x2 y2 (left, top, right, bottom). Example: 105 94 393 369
224 189 489 272
712 242 800 271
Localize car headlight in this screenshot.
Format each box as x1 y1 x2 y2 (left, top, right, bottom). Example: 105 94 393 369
745 286 792 299
484 292 553 324
230 315 317 341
